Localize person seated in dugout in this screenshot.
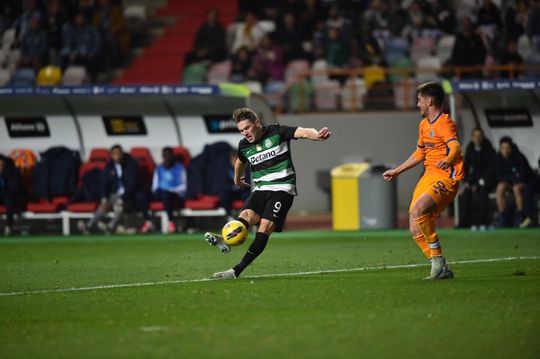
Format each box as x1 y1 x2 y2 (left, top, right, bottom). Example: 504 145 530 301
493 136 534 228
0 155 22 236
78 144 139 234
138 147 187 234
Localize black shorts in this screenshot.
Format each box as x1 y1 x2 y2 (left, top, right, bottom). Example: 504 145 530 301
242 190 294 232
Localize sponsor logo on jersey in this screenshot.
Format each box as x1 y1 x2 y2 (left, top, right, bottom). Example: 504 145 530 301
250 150 277 165
425 142 435 148
256 144 262 151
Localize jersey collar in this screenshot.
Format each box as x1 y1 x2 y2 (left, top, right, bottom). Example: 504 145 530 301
428 111 444 124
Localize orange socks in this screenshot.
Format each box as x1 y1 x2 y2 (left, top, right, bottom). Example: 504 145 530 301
412 234 432 259
414 214 443 257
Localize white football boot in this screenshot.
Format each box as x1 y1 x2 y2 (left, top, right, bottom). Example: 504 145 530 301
213 268 237 279
424 256 454 280
204 232 230 254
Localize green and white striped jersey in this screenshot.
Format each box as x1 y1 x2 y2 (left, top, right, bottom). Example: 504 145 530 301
238 124 298 195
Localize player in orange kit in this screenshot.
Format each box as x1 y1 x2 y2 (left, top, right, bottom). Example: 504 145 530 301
383 82 463 279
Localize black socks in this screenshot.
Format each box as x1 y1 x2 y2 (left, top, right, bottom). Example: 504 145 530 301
236 217 250 230
233 232 269 277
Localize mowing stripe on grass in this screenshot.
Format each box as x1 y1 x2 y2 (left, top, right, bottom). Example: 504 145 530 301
1 256 539 297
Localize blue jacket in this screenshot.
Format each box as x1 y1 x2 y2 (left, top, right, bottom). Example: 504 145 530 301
100 154 139 200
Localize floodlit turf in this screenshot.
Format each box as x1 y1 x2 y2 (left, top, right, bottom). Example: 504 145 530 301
1 229 539 358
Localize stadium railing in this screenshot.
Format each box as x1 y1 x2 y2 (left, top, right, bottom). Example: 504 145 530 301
271 64 540 113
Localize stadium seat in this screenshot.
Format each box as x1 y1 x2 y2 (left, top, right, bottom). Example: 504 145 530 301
36 66 62 86
311 59 329 85
130 147 156 192
389 57 414 83
207 60 231 84
11 68 35 86
0 205 5 214
287 79 313 112
436 35 456 65
62 66 88 85
27 196 69 213
182 64 208 84
88 148 111 164
341 78 367 111
415 56 441 82
263 81 285 108
384 37 409 65
393 79 418 110
185 195 220 210
1 28 16 50
314 80 341 111
172 146 191 168
362 65 386 89
7 49 20 72
244 81 263 94
232 199 244 210
410 37 436 64
0 68 11 86
285 60 310 84
518 34 532 61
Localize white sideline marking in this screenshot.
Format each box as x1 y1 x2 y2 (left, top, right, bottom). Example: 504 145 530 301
1 256 538 297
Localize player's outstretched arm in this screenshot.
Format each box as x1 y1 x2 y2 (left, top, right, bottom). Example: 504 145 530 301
382 153 422 181
234 158 250 189
294 127 332 141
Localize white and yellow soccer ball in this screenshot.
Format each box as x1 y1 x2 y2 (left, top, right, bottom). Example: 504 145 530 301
222 220 248 246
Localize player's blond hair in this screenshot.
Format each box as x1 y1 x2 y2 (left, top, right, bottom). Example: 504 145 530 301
232 107 258 124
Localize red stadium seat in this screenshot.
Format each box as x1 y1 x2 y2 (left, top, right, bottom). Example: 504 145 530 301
172 146 191 168
130 147 156 192
232 199 244 210
67 202 99 212
88 148 111 164
185 195 220 210
26 196 68 212
0 205 5 214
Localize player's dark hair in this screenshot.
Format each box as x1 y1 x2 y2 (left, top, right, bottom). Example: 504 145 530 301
232 107 258 124
499 136 513 146
110 144 123 152
417 82 445 107
162 147 173 155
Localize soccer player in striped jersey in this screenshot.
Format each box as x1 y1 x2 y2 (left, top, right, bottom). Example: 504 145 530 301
206 107 331 279
383 82 463 279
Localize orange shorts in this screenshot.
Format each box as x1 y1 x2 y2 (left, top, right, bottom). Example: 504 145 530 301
409 173 459 217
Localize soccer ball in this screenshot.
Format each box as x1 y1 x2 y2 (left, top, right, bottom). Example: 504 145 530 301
222 220 248 246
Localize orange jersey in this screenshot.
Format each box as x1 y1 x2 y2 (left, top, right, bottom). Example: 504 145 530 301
416 112 464 180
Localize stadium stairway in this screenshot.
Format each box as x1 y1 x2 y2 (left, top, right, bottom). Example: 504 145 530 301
114 0 237 84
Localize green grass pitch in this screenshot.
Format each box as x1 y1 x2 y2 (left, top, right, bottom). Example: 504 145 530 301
1 229 539 358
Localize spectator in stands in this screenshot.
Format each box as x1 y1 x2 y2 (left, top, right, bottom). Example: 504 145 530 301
60 13 100 79
0 155 21 236
92 0 130 68
185 8 226 66
493 136 533 228
231 12 265 53
499 38 524 78
139 147 187 234
460 128 496 230
451 16 486 79
19 12 48 71
45 0 66 59
274 12 306 64
78 145 138 235
504 0 529 40
354 22 384 66
426 0 456 35
325 27 348 69
230 46 252 83
1 0 22 34
298 0 320 45
15 0 42 41
476 0 502 39
527 0 540 52
250 34 284 85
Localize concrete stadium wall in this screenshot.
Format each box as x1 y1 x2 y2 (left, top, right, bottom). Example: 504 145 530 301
280 112 424 213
